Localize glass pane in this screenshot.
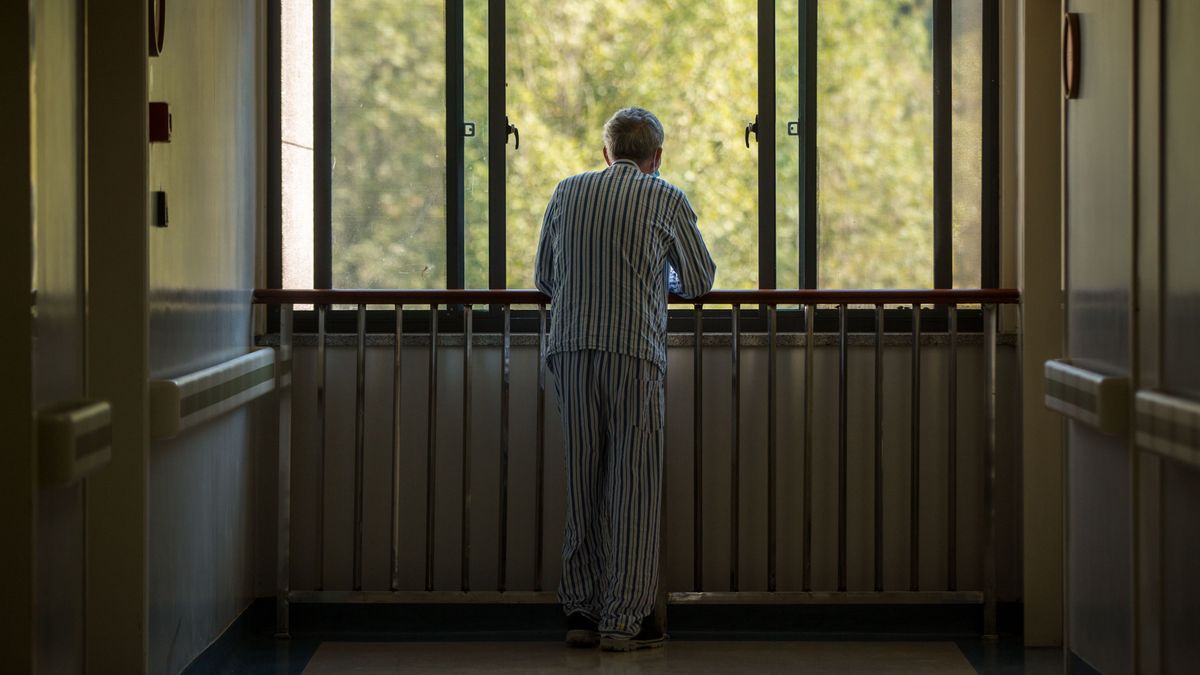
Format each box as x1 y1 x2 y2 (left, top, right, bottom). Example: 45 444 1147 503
776 0 801 289
505 1 759 290
817 1 934 289
464 0 489 289
331 0 446 289
952 0 983 288
281 0 314 297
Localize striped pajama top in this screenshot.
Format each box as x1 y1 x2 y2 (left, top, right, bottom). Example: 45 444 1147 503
534 158 717 372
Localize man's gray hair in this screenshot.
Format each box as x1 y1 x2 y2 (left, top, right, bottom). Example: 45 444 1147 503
603 107 665 162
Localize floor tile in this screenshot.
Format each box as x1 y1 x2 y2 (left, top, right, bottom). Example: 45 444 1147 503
303 641 977 674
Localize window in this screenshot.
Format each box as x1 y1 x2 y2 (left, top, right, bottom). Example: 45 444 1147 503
272 0 998 295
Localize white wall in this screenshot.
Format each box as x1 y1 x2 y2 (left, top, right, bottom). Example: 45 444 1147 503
146 2 265 673
274 337 1022 601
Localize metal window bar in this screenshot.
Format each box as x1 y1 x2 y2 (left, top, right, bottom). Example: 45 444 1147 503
354 305 366 591
497 305 511 591
910 303 922 591
757 0 776 290
316 304 327 590
729 304 741 592
256 289 1015 637
390 305 403 590
838 303 848 592
313 0 331 290
446 0 465 289
693 304 704 592
275 304 293 637
983 303 998 637
873 304 885 592
461 306 473 591
426 305 439 591
948 306 958 591
767 305 778 592
933 0 953 289
802 303 815 591
534 304 546 591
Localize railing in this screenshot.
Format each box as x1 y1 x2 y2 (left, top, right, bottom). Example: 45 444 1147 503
254 288 1020 638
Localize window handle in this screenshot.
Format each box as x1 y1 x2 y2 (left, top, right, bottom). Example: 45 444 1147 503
506 116 520 150
745 115 758 148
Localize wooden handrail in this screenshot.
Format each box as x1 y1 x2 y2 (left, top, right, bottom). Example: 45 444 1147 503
253 288 1020 305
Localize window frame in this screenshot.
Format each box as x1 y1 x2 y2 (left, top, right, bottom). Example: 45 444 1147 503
267 0 1001 333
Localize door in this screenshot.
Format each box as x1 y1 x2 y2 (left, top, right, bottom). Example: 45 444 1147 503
32 1 89 672
1148 0 1200 671
1063 1 1136 673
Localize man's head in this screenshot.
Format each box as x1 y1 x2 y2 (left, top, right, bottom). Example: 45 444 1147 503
602 107 664 174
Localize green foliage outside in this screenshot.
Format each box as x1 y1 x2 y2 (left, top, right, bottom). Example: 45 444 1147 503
328 0 982 291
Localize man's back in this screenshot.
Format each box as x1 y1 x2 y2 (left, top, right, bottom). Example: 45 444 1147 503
534 159 716 371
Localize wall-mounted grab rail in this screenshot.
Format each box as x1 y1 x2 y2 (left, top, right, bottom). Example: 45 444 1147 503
37 400 113 487
254 288 1020 639
149 347 277 440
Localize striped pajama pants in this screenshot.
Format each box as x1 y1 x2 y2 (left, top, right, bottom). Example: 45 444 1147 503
547 349 664 637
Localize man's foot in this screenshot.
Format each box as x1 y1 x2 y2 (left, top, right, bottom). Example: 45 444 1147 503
565 612 600 648
599 615 667 652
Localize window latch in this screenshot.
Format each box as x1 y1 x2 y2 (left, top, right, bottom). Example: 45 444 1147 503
744 115 758 148
464 122 476 137
506 116 519 150
787 121 800 136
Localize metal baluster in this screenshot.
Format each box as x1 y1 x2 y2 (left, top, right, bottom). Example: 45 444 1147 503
534 304 547 591
353 304 366 591
390 305 403 590
802 304 814 592
767 305 777 593
461 306 473 592
497 305 510 592
425 304 439 591
729 304 740 592
316 304 327 591
838 304 848 592
947 305 958 591
693 304 704 591
656 344 670 633
910 304 921 591
276 304 293 637
873 304 884 592
983 304 998 636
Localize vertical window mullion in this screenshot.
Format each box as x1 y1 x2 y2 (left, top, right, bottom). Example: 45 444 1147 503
314 0 332 289
269 0 282 292
268 0 282 331
487 0 506 290
447 0 466 290
981 0 1000 289
798 0 817 289
933 0 953 289
757 0 776 291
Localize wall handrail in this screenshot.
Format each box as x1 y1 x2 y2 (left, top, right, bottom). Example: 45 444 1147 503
1043 358 1130 435
149 347 277 440
1135 389 1200 468
37 400 113 487
253 288 1021 306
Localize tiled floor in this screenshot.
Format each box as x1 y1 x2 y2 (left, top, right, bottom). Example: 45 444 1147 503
181 601 1070 674
302 641 978 674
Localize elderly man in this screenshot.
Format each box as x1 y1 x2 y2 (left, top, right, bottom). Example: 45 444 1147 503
534 107 716 652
